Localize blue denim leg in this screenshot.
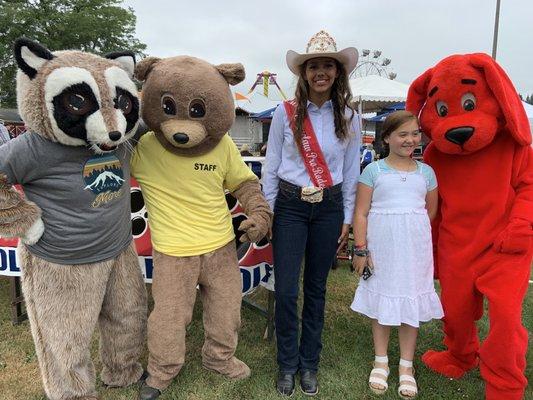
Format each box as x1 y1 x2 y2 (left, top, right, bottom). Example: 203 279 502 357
273 189 310 374
299 194 343 372
273 188 343 374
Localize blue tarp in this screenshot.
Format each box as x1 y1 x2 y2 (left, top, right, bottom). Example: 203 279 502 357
250 106 277 120
383 102 406 111
365 111 393 122
365 102 406 122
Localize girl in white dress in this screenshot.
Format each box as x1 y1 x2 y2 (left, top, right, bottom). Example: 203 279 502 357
351 111 444 398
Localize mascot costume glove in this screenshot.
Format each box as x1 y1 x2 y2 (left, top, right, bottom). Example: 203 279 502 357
0 174 43 244
493 218 532 254
233 180 272 243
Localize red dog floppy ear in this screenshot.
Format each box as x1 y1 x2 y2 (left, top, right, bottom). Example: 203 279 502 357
469 53 531 145
406 67 433 119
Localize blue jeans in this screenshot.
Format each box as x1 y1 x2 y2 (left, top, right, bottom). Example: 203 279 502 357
273 184 344 374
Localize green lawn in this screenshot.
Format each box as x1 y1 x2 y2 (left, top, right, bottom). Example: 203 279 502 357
1 263 532 400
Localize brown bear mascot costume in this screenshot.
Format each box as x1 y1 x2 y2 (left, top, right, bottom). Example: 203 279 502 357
131 55 272 399
0 39 147 400
407 53 533 400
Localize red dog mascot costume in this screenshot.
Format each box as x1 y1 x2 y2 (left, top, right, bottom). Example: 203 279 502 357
407 53 532 400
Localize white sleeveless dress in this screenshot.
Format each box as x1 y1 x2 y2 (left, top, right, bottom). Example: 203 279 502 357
350 161 444 327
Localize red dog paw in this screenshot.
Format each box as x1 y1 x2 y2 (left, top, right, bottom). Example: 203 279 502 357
493 219 532 254
422 350 478 379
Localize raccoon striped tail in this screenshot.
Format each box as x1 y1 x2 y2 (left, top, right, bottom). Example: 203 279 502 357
0 174 43 240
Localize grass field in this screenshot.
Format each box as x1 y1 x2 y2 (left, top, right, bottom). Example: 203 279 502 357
1 262 531 400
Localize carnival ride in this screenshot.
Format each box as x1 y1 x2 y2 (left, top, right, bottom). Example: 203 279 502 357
350 49 397 80
235 71 287 103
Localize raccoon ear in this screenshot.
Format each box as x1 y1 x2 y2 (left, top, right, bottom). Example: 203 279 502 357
14 38 55 80
105 51 136 79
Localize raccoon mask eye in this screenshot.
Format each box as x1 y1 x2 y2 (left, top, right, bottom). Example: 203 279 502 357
62 91 94 115
115 87 139 134
115 92 133 114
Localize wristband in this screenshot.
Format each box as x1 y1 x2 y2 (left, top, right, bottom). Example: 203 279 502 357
354 248 369 257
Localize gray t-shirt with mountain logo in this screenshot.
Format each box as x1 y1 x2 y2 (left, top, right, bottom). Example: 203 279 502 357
0 132 133 264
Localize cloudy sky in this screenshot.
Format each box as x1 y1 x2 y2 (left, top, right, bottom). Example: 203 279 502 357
122 0 533 108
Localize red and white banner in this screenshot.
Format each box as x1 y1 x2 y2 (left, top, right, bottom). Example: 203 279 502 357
0 158 274 295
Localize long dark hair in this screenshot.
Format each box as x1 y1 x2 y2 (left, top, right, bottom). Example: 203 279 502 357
292 59 354 145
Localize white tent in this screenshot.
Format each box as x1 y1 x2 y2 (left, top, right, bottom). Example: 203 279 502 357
234 91 282 115
350 75 409 113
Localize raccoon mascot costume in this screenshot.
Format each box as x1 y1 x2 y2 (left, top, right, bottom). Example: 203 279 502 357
0 39 147 400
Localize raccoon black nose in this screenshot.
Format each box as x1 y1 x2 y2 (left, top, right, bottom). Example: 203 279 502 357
173 132 189 144
108 131 122 141
444 127 474 145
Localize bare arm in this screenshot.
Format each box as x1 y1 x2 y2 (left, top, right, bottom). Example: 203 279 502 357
425 188 438 221
353 183 373 246
352 183 373 275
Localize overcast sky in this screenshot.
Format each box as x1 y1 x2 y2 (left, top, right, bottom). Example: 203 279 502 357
122 0 533 102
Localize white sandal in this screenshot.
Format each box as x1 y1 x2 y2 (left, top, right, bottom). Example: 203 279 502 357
369 355 389 395
398 358 418 399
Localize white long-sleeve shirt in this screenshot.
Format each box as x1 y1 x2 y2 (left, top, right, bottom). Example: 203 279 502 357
263 100 361 224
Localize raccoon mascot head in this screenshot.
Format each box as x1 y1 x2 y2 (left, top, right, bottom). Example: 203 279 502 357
14 38 140 153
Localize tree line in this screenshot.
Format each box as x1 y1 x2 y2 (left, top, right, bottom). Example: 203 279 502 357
520 94 533 105
0 0 146 107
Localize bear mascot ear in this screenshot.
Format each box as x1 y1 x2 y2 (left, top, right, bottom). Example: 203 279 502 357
468 53 531 145
14 38 55 79
135 56 161 82
215 63 245 86
105 51 136 78
406 67 434 121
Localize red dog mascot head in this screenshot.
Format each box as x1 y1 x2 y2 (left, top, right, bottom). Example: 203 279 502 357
406 53 531 155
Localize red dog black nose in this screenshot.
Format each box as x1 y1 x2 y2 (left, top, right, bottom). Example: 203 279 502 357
445 127 474 145
173 133 189 144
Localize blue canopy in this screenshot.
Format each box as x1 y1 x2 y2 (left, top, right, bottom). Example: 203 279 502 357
365 111 394 122
365 102 406 122
382 102 405 111
250 106 277 120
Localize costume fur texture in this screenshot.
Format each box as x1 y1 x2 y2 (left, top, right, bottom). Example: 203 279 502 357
407 53 533 400
0 39 147 400
133 55 272 390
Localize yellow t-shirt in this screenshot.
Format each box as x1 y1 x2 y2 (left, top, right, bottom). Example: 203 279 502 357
131 133 258 256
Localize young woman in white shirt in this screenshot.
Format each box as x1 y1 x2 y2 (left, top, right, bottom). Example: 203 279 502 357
263 30 360 396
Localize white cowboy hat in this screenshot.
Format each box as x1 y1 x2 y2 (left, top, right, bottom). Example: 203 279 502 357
286 30 359 75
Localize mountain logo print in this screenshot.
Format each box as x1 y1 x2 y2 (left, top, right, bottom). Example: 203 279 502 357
83 154 124 195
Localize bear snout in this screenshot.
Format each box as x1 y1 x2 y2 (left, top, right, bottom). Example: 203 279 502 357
444 127 474 146
173 133 189 144
160 119 207 148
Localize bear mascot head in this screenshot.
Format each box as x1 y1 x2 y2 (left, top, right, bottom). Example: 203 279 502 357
134 55 244 156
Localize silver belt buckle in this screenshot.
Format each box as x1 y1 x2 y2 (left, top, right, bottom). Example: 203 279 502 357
301 186 323 203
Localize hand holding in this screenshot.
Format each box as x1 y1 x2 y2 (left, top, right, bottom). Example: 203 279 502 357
238 215 269 243
336 223 350 254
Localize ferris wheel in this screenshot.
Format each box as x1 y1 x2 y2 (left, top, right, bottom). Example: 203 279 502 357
350 49 397 80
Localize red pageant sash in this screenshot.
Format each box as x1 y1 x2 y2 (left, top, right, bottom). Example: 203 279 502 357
283 100 333 188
